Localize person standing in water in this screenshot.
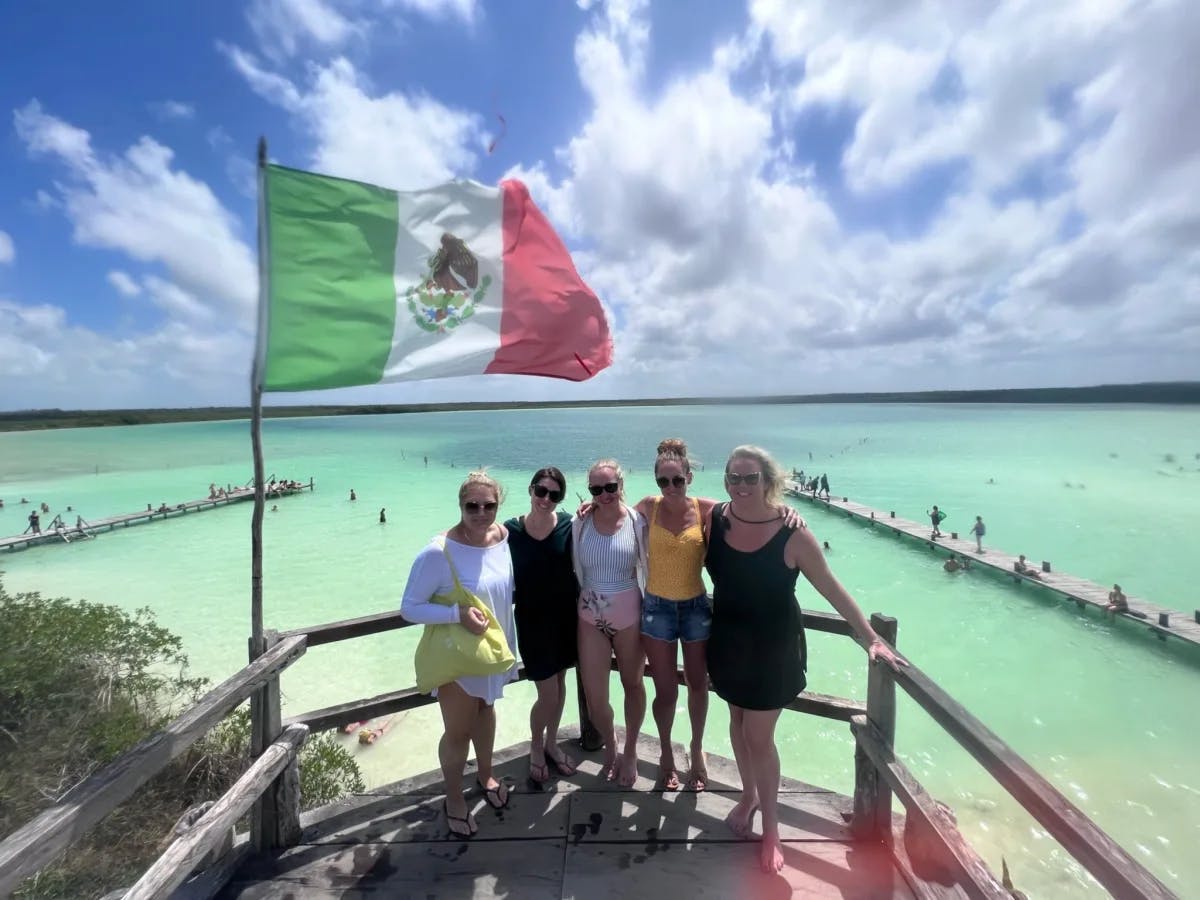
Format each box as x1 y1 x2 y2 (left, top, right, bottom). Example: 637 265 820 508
705 445 905 874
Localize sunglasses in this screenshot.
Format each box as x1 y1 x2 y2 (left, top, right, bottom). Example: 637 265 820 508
656 475 686 489
725 471 762 486
588 482 620 497
531 484 564 503
463 501 498 513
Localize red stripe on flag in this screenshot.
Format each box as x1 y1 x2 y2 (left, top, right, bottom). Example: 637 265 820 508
486 180 612 382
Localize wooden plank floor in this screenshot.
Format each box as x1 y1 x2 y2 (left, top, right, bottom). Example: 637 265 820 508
784 483 1200 648
218 733 936 899
0 484 311 553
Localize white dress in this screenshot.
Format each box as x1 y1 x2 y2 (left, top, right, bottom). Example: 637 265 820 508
400 535 518 704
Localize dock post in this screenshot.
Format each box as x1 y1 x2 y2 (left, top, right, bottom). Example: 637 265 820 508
1195 610 1199 625
1042 560 1051 573
1158 612 1170 628
950 532 958 540
251 630 301 850
889 511 895 518
852 613 898 843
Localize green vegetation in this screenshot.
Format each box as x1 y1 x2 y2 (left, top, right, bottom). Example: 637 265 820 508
0 578 362 898
1 381 1197 431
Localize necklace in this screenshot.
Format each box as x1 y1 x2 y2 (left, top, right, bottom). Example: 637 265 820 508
727 506 782 525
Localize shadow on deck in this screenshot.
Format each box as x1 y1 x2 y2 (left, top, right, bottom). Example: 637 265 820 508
220 733 917 899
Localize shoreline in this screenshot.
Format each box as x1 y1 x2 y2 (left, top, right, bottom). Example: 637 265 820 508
2 380 1198 432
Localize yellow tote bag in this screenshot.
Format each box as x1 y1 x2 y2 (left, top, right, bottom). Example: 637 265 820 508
413 539 516 694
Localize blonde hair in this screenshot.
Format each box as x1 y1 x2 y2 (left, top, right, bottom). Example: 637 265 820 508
726 445 783 506
458 470 504 505
655 438 691 475
588 458 625 501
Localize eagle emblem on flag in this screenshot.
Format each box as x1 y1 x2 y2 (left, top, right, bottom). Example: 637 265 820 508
404 232 492 333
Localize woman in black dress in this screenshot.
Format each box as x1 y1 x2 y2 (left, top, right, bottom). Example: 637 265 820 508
705 445 906 874
504 467 580 783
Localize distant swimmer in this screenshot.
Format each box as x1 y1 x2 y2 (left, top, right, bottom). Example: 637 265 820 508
424 455 428 467
350 489 357 501
379 507 387 524
271 504 278 512
822 541 830 552
943 555 963 573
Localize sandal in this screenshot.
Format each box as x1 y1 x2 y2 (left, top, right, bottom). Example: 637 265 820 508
444 799 477 838
658 761 681 792
478 779 510 809
547 751 578 777
686 767 708 792
529 760 550 784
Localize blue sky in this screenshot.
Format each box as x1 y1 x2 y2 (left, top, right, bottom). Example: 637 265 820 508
1 0 1197 410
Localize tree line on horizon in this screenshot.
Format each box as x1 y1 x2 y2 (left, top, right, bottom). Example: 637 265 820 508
1 381 1197 431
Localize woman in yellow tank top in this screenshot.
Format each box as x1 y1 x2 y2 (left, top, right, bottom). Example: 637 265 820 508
633 439 800 791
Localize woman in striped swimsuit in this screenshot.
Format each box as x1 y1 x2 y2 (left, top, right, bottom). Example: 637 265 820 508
572 459 648 786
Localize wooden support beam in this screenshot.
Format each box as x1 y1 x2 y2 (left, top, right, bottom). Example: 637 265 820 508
851 715 1008 900
0 635 306 895
278 610 415 647
251 631 285 852
123 725 308 900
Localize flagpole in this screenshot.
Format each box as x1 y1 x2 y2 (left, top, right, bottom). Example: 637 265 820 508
249 137 269 658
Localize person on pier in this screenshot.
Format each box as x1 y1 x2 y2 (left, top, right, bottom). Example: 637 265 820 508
704 445 906 874
400 472 517 838
572 459 647 786
1104 584 1128 615
504 467 580 784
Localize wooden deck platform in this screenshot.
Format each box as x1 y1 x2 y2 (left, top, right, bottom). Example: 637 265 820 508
0 482 313 553
216 733 956 900
784 482 1200 649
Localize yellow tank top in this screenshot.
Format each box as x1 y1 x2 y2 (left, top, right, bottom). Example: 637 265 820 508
646 498 706 599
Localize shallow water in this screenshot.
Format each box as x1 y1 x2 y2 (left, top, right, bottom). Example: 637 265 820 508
2 403 1198 897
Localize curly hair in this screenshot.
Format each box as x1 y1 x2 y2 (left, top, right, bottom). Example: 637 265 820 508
654 438 690 475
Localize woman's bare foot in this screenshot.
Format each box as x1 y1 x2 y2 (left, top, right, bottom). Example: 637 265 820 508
760 836 784 873
602 750 619 782
617 751 639 787
686 748 708 791
546 745 578 776
724 799 758 838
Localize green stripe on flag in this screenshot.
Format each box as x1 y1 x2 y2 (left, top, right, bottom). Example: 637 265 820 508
262 165 400 391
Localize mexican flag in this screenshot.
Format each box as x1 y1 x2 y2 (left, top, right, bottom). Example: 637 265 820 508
256 164 612 392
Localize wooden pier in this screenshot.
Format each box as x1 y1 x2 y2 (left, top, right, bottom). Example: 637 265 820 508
784 481 1200 649
0 480 314 553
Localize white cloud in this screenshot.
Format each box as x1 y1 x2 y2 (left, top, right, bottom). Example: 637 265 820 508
0 231 13 264
246 0 479 60
14 100 256 325
149 100 196 121
106 270 141 297
224 50 482 188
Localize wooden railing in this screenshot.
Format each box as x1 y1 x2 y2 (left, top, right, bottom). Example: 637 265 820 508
0 603 1178 899
0 635 307 897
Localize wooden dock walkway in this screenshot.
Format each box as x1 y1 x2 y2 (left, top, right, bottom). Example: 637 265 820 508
0 481 313 553
784 481 1200 649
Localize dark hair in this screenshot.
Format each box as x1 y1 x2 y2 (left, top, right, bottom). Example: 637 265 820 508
655 438 690 475
530 466 566 494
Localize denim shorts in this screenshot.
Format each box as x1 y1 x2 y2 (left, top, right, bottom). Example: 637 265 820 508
641 592 712 643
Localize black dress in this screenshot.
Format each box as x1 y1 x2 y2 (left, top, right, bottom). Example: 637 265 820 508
504 510 579 681
704 504 807 710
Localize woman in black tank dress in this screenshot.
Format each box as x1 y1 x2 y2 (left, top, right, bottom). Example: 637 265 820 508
504 467 580 784
705 445 907 875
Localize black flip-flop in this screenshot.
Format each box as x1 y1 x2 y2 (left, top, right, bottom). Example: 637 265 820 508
478 780 510 809
444 799 477 838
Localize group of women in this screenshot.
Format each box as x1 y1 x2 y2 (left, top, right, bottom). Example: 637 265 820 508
399 440 905 874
